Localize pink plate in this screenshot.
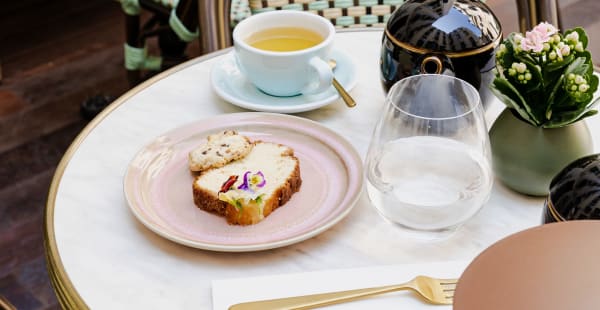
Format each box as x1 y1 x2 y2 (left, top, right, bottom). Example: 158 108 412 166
124 112 363 252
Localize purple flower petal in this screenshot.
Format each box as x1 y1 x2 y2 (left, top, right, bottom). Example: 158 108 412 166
237 171 251 191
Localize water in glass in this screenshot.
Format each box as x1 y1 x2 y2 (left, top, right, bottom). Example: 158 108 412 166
365 74 493 239
367 136 492 231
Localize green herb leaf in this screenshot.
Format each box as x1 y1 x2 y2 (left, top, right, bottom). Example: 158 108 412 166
234 200 243 212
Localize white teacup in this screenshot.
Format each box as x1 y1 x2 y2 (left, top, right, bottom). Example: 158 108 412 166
233 10 335 97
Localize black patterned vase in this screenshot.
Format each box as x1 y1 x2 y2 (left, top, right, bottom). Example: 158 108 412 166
380 0 502 107
544 154 600 224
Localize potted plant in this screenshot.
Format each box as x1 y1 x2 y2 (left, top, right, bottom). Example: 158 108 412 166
489 22 599 196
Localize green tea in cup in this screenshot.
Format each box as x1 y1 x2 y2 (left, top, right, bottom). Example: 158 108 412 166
246 27 324 52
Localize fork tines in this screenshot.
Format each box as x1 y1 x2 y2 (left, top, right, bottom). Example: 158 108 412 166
440 280 457 299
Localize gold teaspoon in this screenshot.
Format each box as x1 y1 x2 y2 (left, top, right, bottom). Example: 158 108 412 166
328 59 356 108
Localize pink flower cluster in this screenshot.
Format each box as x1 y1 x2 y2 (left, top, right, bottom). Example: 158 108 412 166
519 22 558 53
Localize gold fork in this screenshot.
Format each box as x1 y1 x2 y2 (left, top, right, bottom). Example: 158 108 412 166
228 275 457 309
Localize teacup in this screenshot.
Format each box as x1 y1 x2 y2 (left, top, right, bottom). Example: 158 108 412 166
232 10 335 97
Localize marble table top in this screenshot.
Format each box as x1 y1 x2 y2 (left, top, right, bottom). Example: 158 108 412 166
45 29 600 309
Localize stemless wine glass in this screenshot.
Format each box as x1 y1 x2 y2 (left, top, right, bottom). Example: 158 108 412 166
365 74 493 239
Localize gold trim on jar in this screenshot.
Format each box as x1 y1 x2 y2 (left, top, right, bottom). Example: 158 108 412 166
546 197 566 222
384 28 503 58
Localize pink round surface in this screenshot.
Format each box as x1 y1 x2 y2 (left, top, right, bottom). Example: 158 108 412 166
454 220 600 310
123 112 363 251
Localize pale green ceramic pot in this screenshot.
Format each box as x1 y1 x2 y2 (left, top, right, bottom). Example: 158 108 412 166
489 109 594 196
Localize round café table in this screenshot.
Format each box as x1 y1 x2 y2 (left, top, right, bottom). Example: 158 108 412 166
44 29 600 309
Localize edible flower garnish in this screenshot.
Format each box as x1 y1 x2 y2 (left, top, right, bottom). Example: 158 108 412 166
218 175 238 193
237 171 266 193
217 171 267 214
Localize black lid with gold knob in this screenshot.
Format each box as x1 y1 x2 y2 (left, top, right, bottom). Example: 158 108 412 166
385 0 502 55
380 0 503 104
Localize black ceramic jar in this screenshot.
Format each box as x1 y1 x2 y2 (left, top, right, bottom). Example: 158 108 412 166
380 0 502 106
543 154 600 224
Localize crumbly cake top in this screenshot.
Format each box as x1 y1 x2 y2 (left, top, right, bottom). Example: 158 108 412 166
188 130 253 172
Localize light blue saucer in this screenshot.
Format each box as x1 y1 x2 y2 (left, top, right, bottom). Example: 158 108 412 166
210 49 357 113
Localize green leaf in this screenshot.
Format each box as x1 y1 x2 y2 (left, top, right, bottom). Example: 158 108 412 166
577 51 593 69
542 72 563 102
565 57 589 76
550 89 572 109
548 74 565 101
574 110 598 122
589 74 599 94
544 96 600 128
490 77 540 126
545 109 597 128
545 74 565 120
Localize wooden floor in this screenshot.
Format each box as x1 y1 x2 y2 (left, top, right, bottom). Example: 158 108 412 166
0 1 201 308
0 0 598 308
0 2 125 309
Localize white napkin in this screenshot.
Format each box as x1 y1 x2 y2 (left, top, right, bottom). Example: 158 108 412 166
212 260 470 309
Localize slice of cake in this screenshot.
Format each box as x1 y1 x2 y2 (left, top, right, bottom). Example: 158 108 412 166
192 141 302 225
